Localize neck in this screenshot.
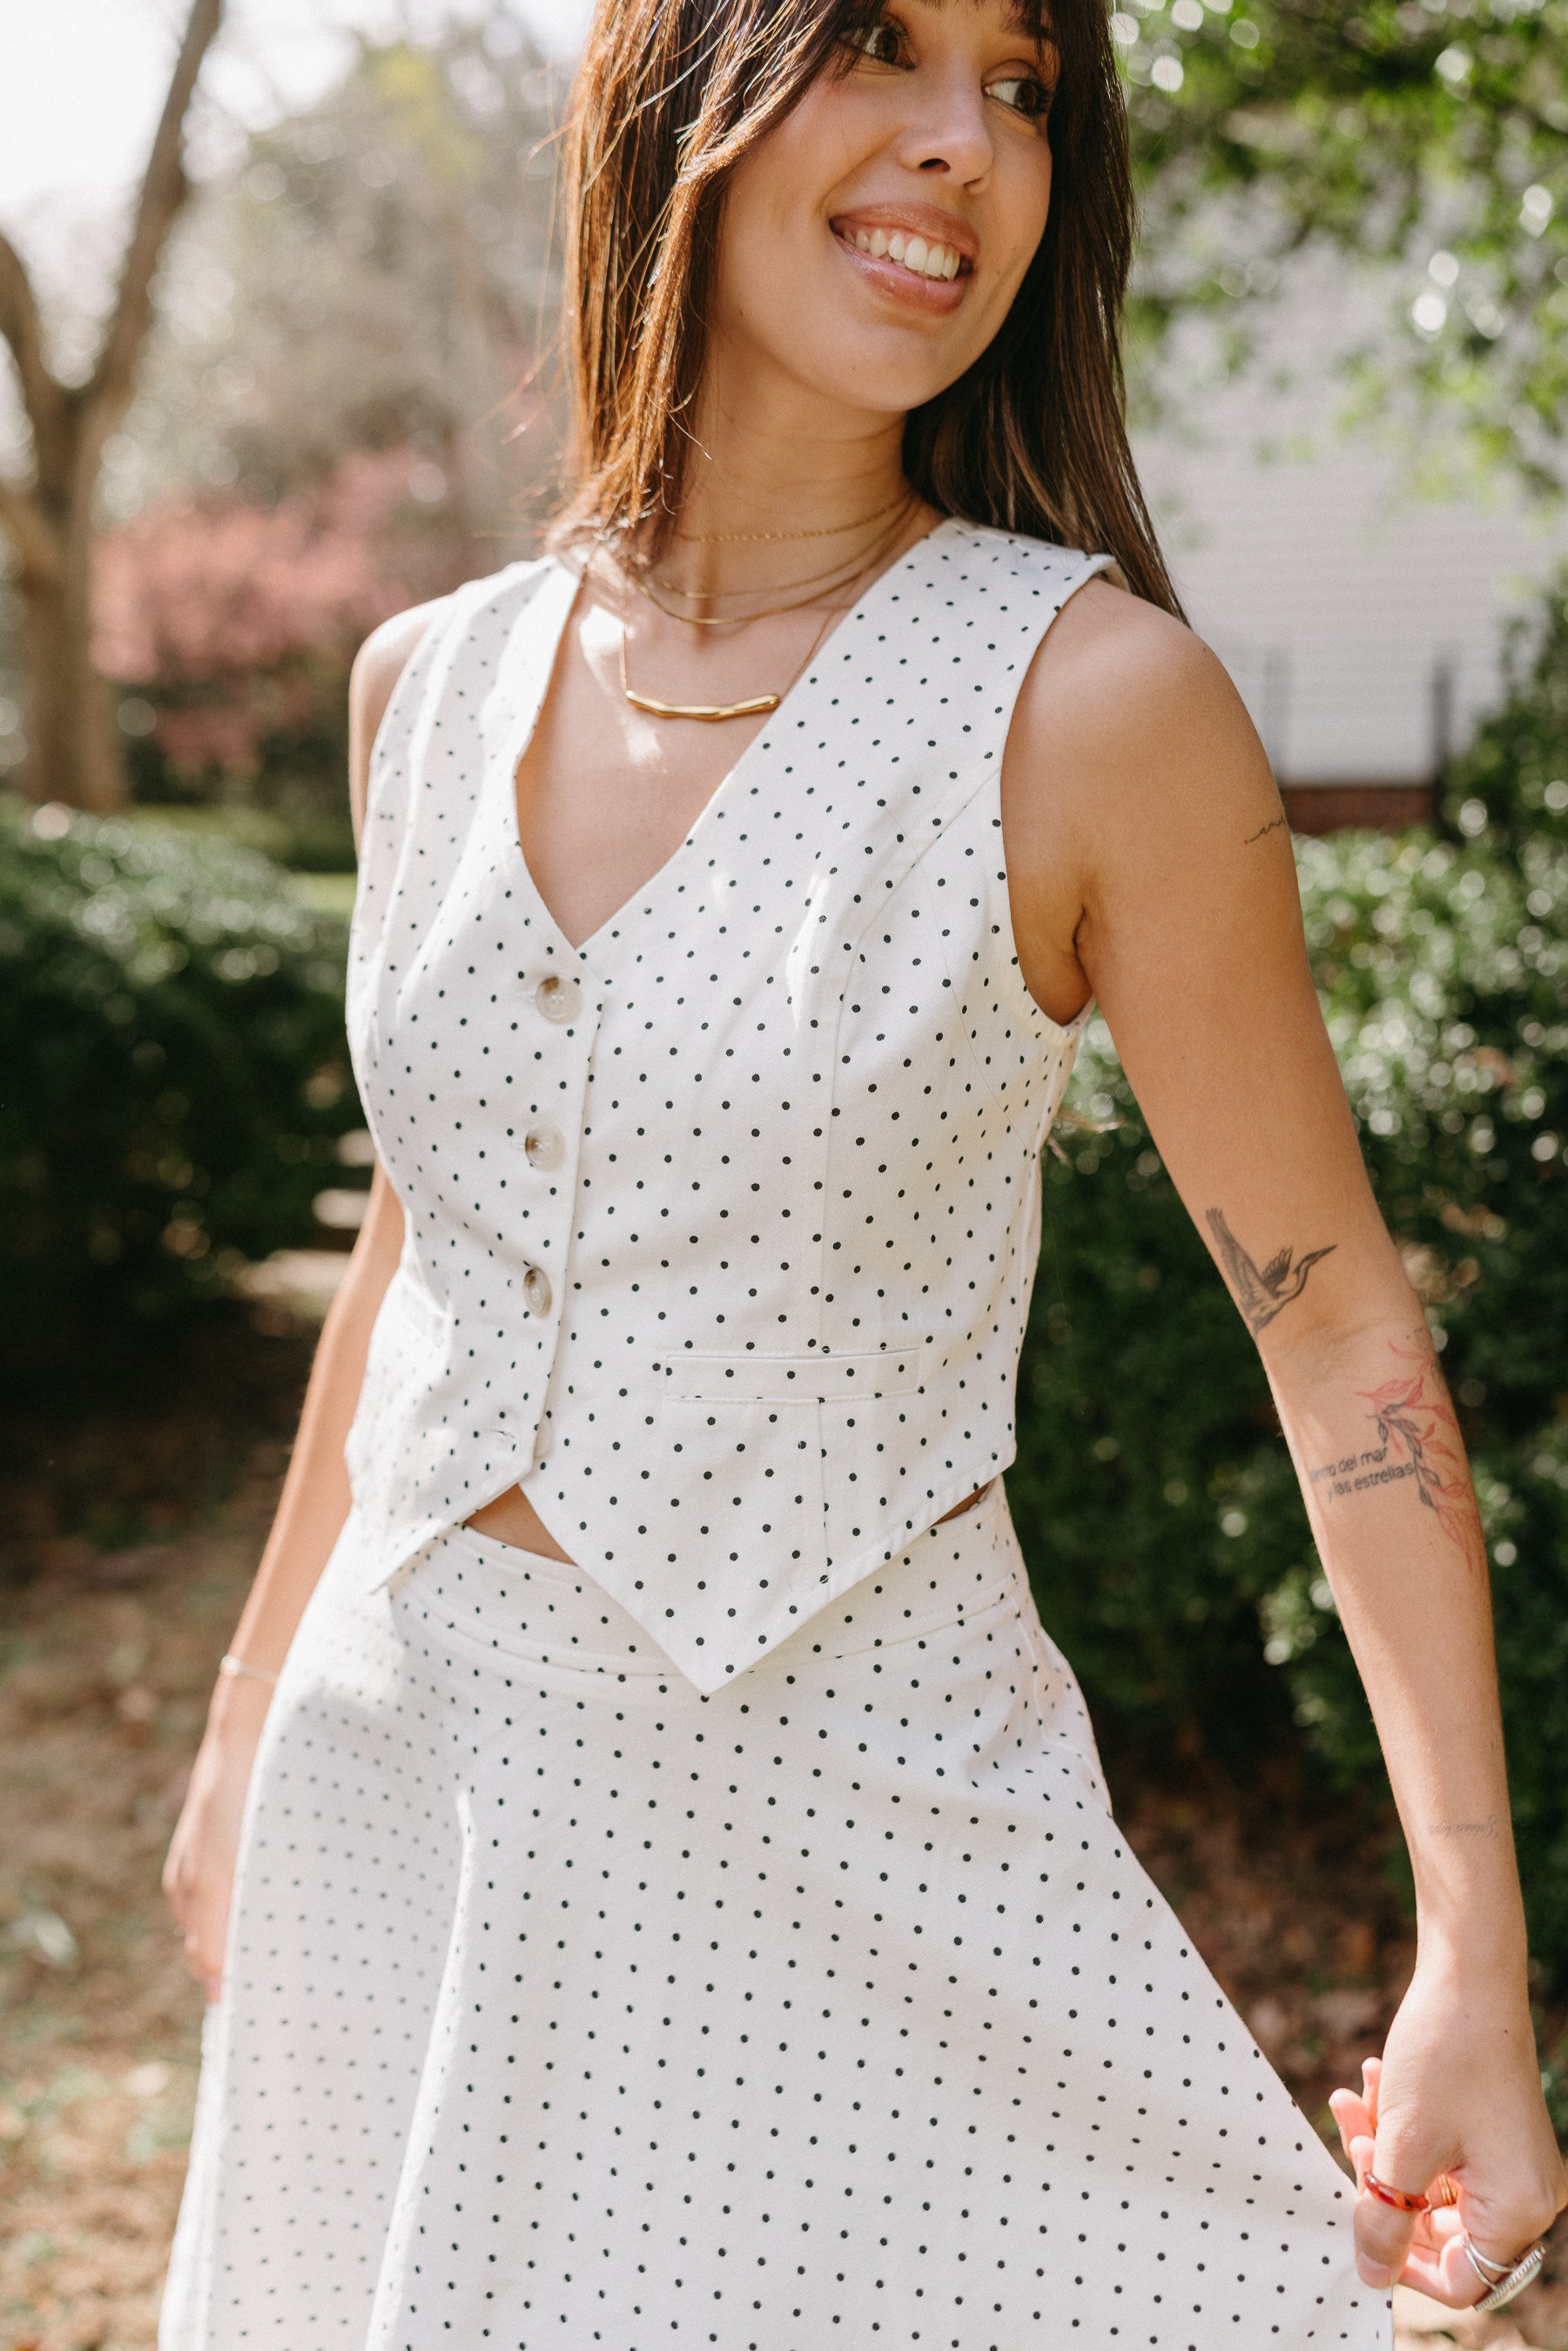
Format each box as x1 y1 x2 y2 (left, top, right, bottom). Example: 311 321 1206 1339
650 348 918 599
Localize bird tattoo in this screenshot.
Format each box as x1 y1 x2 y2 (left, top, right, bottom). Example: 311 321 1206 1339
1205 1209 1336 1334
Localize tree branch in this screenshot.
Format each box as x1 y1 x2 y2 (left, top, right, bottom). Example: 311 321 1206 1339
0 229 65 463
84 0 225 427
0 475 62 584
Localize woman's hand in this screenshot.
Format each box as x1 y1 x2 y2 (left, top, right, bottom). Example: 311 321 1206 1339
1329 1963 1566 2303
162 1674 273 2003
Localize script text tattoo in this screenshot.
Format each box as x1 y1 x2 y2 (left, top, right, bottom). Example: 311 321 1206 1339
1306 1340 1487 1570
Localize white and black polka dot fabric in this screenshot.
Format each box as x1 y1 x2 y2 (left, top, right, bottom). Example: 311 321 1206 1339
342 524 1103 1687
160 520 1389 2346
162 1494 1383 2348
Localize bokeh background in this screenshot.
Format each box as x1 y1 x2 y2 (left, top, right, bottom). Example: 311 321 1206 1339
2 2 1567 2345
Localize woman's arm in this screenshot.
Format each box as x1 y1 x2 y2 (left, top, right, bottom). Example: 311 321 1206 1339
1005 581 1566 2300
162 598 446 1998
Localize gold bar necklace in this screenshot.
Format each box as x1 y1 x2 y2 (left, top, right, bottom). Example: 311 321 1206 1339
618 628 782 723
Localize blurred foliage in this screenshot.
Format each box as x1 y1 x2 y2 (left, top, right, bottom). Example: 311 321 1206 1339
1016 572 1568 1981
79 17 562 837
123 20 560 526
1122 0 1568 488
95 444 470 859
0 797 359 1375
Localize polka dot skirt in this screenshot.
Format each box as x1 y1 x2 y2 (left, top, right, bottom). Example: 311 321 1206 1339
160 1487 1386 2348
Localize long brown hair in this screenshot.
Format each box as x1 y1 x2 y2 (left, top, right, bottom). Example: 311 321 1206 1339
554 0 1180 615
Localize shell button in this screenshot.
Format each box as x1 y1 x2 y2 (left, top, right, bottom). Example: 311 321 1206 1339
522 1264 554 1317
534 973 582 1025
523 1122 565 1171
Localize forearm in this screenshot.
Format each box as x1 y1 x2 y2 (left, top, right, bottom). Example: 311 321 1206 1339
219 1169 403 1693
1262 1310 1523 1979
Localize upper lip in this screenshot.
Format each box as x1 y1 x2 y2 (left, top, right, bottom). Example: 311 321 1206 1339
829 204 979 268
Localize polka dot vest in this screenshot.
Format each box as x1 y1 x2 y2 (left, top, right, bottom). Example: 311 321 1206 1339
345 520 1111 1692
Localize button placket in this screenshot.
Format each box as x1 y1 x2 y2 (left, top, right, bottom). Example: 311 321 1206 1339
518 967 594 1330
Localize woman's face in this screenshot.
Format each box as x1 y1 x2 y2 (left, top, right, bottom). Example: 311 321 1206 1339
710 1 1059 428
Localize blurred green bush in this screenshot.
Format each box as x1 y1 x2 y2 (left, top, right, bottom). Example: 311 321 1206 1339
0 795 360 1374
1016 578 1568 1985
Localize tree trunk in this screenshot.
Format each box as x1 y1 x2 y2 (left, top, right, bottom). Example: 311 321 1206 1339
16 465 126 813
1 0 225 812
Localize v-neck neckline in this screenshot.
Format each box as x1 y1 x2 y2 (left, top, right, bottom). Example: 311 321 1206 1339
496 516 959 972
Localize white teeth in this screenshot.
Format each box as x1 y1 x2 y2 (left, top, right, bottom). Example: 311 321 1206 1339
844 225 966 280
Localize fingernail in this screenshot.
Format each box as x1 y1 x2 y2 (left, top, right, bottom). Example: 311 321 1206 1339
1357 2259 1391 2289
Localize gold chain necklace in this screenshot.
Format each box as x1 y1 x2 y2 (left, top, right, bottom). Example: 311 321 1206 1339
672 488 909 547
618 505 913 724
636 497 914 634
649 533 897 616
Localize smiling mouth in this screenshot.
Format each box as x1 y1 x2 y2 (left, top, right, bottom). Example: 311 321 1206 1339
834 225 970 284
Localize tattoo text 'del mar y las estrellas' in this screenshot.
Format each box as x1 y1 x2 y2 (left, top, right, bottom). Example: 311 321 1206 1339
1305 1339 1485 1571
1205 1208 1336 1336
1244 814 1289 846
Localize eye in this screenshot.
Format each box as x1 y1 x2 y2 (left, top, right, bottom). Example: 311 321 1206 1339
988 70 1056 120
841 14 908 68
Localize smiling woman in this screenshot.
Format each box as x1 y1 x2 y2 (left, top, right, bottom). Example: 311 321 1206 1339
559 0 1177 607
158 0 1564 2344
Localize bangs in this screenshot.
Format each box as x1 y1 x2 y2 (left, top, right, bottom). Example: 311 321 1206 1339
555 0 1179 615
838 0 1054 32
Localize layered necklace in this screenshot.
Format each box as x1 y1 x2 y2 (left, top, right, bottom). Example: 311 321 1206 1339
616 488 917 724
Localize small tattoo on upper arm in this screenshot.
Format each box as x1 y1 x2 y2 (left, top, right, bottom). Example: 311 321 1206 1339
1206 1208 1336 1335
1243 815 1288 845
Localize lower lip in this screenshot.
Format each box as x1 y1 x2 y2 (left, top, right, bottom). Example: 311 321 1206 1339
831 231 969 313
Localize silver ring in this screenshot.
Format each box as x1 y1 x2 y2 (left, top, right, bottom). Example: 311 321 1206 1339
1463 2240 1513 2286
1471 2241 1546 2314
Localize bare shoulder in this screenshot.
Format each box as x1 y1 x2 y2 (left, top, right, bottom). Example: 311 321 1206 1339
1023 578 1272 819
347 596 454 845
1000 574 1289 1014
1007 577 1282 877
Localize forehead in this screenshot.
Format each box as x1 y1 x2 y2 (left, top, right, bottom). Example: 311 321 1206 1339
840 0 1053 34
910 0 1053 34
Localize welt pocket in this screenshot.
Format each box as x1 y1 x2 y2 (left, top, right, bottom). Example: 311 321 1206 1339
663 1345 929 1406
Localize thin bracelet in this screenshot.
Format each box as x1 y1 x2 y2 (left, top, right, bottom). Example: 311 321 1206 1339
219 1653 280 1688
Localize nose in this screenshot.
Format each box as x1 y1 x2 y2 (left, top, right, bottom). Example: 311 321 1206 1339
893 66 995 187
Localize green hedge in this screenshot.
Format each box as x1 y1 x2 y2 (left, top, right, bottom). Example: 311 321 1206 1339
0 796 359 1371
1014 581 1568 1987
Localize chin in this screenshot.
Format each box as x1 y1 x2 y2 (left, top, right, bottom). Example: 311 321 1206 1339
753 307 972 424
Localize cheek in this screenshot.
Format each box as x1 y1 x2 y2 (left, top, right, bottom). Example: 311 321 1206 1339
719 79 869 268
993 145 1053 298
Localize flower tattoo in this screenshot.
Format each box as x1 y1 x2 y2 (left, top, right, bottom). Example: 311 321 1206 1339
1307 1341 1484 1569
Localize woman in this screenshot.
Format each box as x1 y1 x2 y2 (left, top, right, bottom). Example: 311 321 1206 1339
161 0 1564 2342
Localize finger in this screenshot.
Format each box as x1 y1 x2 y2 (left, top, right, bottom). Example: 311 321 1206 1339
1394 2213 1494 2310
183 1924 225 1997
1354 2190 1417 2291
1360 2055 1382 2131
1328 2087 1373 2174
